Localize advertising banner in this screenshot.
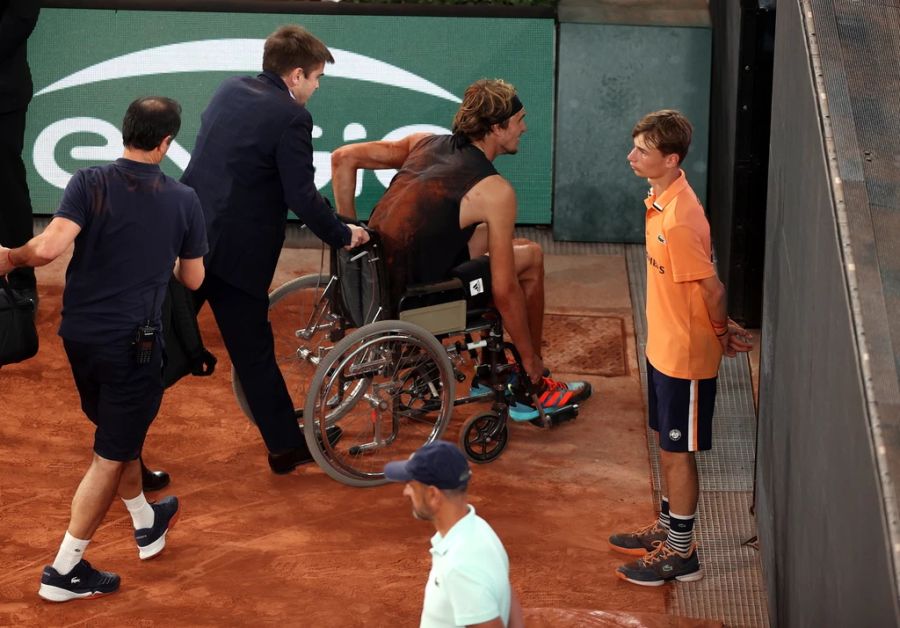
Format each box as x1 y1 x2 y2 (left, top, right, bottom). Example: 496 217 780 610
25 9 555 222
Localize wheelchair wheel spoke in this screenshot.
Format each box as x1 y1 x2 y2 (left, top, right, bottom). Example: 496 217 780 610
233 275 339 424
304 322 456 486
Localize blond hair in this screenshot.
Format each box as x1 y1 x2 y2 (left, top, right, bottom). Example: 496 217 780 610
452 79 519 142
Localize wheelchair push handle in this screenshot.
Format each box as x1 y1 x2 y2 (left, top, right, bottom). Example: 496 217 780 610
336 213 377 250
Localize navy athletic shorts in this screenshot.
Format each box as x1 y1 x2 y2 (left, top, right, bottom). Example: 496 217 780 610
64 337 164 462
450 255 491 309
647 359 717 452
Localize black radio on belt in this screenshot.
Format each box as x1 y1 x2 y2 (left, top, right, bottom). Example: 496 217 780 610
134 320 155 365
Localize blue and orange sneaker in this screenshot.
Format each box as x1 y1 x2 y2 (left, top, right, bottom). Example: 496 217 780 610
470 361 554 399
508 376 592 422
469 364 496 398
616 541 703 586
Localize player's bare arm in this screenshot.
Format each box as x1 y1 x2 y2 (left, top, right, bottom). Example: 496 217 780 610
465 176 542 382
330 133 431 219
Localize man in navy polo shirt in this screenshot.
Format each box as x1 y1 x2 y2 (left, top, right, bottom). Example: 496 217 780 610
0 97 207 602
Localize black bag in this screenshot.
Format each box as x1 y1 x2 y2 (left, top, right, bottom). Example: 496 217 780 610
332 233 391 323
161 275 216 388
0 277 39 366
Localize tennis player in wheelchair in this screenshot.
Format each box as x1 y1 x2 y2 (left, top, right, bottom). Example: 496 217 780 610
330 78 592 422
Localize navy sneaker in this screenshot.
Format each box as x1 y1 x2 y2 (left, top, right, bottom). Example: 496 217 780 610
616 541 703 586
135 496 179 560
609 521 669 556
38 559 120 602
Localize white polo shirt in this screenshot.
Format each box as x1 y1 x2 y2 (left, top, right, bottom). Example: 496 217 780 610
420 506 511 628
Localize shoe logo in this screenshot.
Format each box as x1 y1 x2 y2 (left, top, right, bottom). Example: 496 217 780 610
669 429 682 441
657 234 666 244
662 565 673 573
71 577 81 584
469 278 484 296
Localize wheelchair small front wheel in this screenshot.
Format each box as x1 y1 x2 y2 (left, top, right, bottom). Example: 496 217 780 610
460 411 508 464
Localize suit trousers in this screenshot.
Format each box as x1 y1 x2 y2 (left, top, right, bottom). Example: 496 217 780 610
0 107 36 290
194 272 301 453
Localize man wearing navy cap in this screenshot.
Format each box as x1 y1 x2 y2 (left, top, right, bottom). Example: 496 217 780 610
384 441 523 628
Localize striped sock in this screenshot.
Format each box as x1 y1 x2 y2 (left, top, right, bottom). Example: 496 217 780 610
658 497 670 530
666 511 695 554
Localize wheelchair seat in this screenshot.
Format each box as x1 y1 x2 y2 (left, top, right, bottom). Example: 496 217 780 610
329 230 492 338
397 278 469 336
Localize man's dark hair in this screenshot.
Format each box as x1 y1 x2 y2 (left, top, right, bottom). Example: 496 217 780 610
263 25 334 76
122 97 182 151
632 109 693 165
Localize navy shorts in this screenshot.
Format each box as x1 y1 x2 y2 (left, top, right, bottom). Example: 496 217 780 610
647 360 717 452
450 255 491 309
64 337 164 462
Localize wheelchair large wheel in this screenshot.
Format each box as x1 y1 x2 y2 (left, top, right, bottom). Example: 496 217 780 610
460 411 508 463
303 320 456 487
233 274 349 424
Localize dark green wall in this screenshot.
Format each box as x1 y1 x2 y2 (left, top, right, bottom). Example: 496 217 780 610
553 22 711 242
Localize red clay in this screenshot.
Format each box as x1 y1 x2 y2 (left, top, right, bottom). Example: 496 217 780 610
0 248 721 627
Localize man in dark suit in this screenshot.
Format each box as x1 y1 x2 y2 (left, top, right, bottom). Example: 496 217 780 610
0 0 40 303
181 25 368 474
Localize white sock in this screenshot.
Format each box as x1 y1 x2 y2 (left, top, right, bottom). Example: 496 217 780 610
51 532 90 575
123 493 155 530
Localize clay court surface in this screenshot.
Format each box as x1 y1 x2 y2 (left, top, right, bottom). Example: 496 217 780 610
0 247 721 627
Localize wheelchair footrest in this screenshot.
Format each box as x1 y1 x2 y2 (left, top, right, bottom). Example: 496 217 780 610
527 404 579 428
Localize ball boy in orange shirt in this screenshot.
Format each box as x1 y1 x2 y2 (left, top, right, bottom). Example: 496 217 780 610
610 110 752 586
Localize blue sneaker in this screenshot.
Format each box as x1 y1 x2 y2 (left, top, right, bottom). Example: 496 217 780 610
469 379 495 398
616 541 703 586
508 376 592 421
38 559 120 602
470 363 554 399
135 496 179 560
609 521 669 556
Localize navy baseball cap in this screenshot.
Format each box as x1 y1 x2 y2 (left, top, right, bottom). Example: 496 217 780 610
384 441 472 490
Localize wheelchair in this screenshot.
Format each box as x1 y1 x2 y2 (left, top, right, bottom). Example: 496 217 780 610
232 230 580 487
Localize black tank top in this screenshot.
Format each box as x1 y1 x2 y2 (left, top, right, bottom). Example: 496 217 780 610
368 134 498 307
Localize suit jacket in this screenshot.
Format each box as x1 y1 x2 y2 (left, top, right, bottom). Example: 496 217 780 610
0 0 40 112
182 71 350 296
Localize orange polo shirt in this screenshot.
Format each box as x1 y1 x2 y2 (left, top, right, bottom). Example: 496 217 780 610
644 171 722 380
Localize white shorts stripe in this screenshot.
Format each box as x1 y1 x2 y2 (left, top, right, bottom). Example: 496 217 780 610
687 380 698 452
